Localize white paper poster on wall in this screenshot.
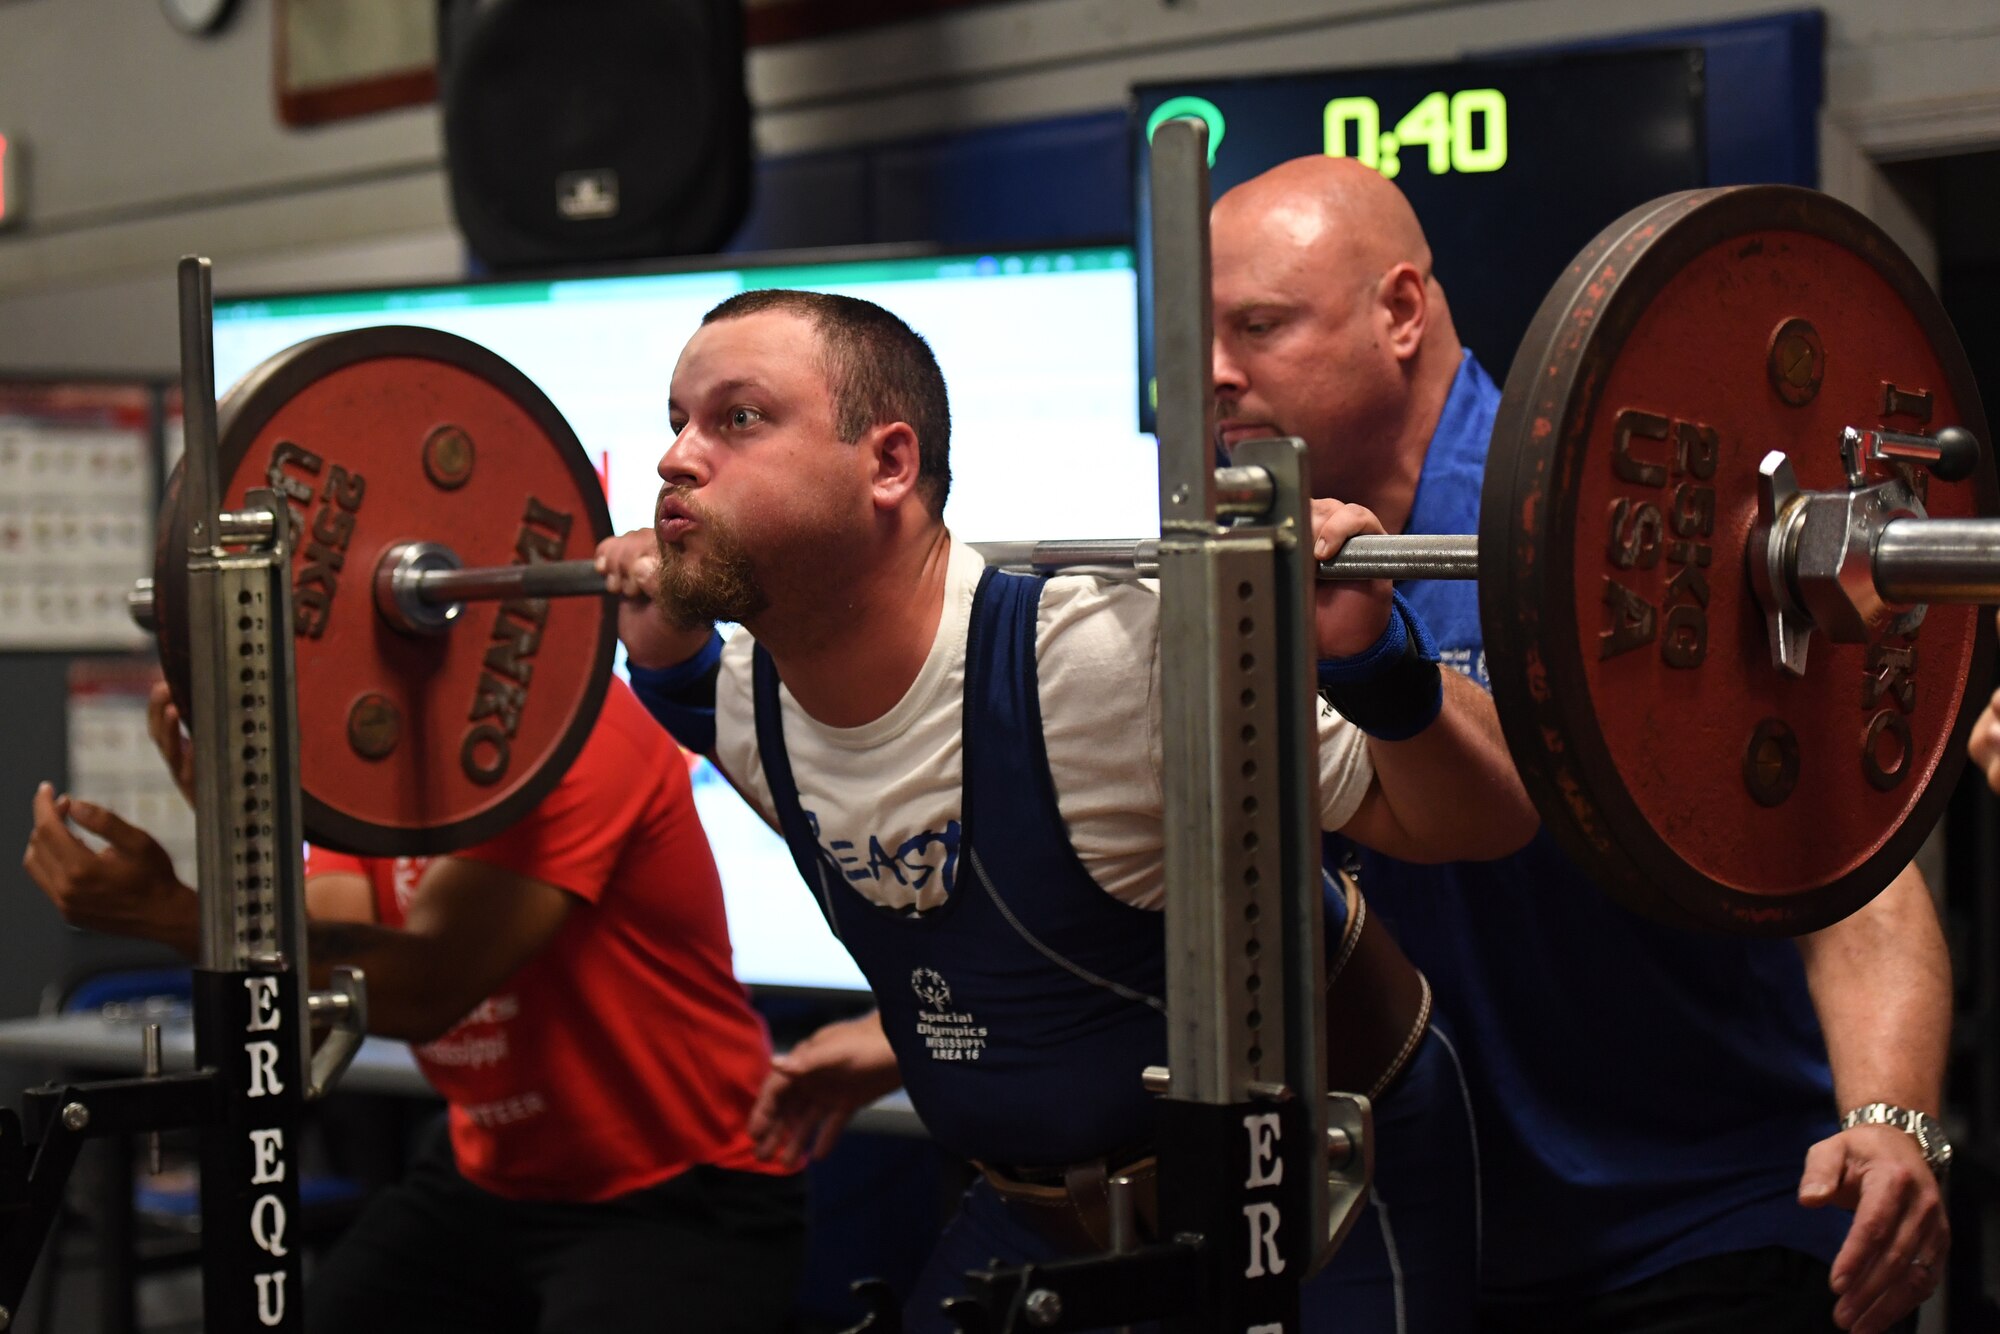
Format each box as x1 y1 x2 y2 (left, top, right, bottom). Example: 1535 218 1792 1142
66 658 198 887
0 383 158 652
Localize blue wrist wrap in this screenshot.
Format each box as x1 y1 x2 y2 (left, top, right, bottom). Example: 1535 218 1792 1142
1316 592 1444 741
627 631 724 753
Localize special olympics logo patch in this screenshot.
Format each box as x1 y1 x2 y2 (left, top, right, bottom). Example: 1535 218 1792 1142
911 967 952 1008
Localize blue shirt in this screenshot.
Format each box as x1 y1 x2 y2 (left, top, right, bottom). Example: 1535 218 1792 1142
1342 351 1848 1299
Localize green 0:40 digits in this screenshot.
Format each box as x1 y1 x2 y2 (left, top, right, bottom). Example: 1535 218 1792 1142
1325 90 1508 178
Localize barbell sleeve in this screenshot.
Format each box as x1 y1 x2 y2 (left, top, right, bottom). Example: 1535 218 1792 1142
1873 518 2000 602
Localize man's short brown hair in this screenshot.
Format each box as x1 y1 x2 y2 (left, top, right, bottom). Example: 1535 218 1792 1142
702 288 952 517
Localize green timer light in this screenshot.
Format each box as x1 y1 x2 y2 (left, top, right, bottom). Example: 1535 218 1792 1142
1325 90 1509 179
1145 96 1226 167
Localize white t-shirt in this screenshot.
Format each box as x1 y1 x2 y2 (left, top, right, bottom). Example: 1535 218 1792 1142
712 538 1374 913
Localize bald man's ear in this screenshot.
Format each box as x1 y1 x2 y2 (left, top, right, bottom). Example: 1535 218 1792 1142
1380 262 1429 364
864 421 925 513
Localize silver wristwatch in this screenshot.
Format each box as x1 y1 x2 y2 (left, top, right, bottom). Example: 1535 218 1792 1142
1840 1103 1953 1176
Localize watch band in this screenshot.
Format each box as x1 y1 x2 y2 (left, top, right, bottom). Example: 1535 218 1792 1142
1840 1102 1953 1175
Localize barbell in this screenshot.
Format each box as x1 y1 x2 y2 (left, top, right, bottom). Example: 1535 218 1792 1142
138 184 1995 936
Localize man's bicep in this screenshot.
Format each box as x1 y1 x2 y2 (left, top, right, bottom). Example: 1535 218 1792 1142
402 856 575 996
1317 698 1439 859
1330 785 1425 861
305 871 377 924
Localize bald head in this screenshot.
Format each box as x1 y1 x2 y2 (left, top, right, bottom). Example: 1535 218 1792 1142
1212 155 1435 301
1209 156 1463 523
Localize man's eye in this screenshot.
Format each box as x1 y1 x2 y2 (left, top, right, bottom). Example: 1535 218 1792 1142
668 417 688 435
728 406 763 428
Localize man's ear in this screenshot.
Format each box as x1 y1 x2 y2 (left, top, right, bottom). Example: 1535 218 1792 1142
865 421 924 511
1380 262 1429 363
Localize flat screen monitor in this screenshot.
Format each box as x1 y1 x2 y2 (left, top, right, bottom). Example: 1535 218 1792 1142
213 244 1153 995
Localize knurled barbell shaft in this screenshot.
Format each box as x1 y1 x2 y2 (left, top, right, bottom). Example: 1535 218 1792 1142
970 534 1482 581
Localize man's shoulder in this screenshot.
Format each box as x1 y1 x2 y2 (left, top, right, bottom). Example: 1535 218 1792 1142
1030 574 1159 688
1036 572 1158 630
713 628 763 696
711 629 762 734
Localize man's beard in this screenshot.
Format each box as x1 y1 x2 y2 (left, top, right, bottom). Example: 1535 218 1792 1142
653 495 770 629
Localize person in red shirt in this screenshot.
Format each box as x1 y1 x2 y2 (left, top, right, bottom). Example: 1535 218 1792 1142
23 676 803 1334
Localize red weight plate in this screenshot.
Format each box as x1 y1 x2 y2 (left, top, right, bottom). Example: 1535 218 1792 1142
1482 186 1995 935
157 327 615 856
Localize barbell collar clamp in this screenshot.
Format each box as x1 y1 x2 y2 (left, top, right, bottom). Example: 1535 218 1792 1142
1842 424 1984 488
375 541 465 636
1744 452 2000 675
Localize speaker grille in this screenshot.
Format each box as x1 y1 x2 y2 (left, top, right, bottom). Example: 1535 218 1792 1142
443 0 750 267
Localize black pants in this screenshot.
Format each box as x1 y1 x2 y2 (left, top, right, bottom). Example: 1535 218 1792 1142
1480 1246 1915 1334
306 1122 807 1334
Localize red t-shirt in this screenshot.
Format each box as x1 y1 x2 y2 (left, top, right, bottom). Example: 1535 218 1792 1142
306 677 786 1201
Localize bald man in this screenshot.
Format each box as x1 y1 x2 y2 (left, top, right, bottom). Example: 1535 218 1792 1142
1209 156 1953 1334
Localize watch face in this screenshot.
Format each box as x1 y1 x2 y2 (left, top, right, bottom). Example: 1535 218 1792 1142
160 0 236 36
1913 1114 1953 1168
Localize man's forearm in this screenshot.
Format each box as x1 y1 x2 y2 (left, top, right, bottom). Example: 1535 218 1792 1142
305 919 478 1045
627 629 724 753
1363 669 1538 860
62 871 202 961
125 878 461 1040
144 884 202 961
1797 863 1951 1114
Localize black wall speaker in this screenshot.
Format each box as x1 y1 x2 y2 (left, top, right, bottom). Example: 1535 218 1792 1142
440 0 751 270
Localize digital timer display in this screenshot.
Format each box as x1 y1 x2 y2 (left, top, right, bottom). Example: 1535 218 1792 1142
1132 46 1709 428
1323 90 1508 177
